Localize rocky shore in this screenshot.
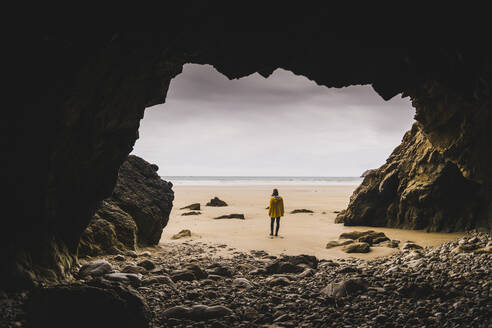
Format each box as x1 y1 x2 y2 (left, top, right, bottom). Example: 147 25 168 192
1 232 490 327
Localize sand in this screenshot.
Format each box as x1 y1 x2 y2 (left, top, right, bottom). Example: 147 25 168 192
160 185 464 260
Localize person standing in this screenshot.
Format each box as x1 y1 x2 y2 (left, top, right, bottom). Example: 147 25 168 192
268 188 284 236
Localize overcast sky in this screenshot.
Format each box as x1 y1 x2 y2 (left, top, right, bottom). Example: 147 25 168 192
132 64 415 177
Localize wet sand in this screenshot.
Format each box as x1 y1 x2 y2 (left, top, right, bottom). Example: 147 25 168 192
160 185 464 259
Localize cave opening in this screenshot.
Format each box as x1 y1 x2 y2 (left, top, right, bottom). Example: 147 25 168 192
128 63 422 255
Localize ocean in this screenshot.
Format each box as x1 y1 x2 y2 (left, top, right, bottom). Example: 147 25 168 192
160 176 363 186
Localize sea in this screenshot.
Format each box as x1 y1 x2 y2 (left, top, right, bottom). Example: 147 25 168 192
160 176 363 186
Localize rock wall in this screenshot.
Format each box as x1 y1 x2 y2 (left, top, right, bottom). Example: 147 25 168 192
336 123 485 231
79 155 174 257
3 7 492 288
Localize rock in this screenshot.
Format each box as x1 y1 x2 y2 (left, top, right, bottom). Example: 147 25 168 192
185 264 208 279
321 278 369 298
297 268 314 278
360 169 375 177
79 155 174 257
25 283 150 328
79 260 113 277
232 277 253 288
268 277 291 287
180 203 200 211
171 229 191 239
206 197 228 207
142 275 175 287
122 265 147 274
342 242 371 253
213 214 245 220
126 250 138 258
114 255 125 261
161 304 233 321
171 270 196 282
335 123 483 232
79 201 138 257
207 265 232 277
104 272 143 284
137 260 155 271
181 211 201 216
290 209 313 214
339 230 388 245
402 242 423 251
379 240 400 248
139 251 152 257
326 240 353 249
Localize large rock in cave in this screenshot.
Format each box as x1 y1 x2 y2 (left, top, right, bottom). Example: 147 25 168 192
3 6 492 288
79 155 174 257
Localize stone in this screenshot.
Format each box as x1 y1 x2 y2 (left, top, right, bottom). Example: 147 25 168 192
321 278 369 298
232 277 253 288
79 155 174 257
180 203 200 211
185 264 208 279
268 277 291 287
139 251 152 257
402 242 423 251
181 211 201 216
171 229 191 239
104 272 143 284
142 275 175 287
171 270 196 282
290 209 314 214
137 260 155 270
79 260 113 277
339 230 376 240
25 283 150 328
207 265 232 277
326 240 353 249
122 265 147 274
161 304 233 321
206 197 228 207
213 214 245 220
114 255 125 261
342 242 371 253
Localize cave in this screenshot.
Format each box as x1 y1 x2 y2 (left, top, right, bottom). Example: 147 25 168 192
3 6 492 325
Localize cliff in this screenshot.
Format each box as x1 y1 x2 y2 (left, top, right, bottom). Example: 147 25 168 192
336 123 484 231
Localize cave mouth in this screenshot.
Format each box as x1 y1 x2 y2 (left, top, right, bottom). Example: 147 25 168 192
132 64 415 179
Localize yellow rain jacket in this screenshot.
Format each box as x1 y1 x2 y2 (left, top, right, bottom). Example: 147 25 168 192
268 196 284 218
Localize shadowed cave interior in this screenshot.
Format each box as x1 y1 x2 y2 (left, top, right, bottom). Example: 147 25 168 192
3 6 492 327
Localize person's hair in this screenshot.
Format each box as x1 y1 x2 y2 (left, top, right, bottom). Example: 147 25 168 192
272 189 279 196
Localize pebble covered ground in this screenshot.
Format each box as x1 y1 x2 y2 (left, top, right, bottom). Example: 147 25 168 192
1 232 491 328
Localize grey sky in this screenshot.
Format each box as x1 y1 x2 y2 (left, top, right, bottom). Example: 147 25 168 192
132 64 415 176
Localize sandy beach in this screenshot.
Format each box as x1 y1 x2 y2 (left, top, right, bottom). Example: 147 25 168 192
160 185 464 259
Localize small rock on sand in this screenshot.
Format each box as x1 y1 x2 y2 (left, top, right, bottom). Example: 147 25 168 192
206 197 228 207
342 242 371 253
213 214 245 220
181 211 201 216
79 260 113 277
171 229 192 239
290 209 314 214
180 203 200 210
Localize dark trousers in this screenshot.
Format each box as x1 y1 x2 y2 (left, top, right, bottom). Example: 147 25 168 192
270 217 280 235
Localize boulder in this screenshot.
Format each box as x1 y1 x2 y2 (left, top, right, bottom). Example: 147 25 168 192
321 278 369 298
268 277 291 287
232 277 253 288
326 240 353 249
122 265 147 275
137 260 155 271
171 270 196 282
213 214 245 220
25 283 150 328
171 229 191 239
104 272 143 285
290 209 314 214
206 197 228 207
161 304 233 321
402 242 423 251
342 242 371 253
79 155 174 257
79 260 113 277
184 264 208 279
142 275 175 287
180 203 200 211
